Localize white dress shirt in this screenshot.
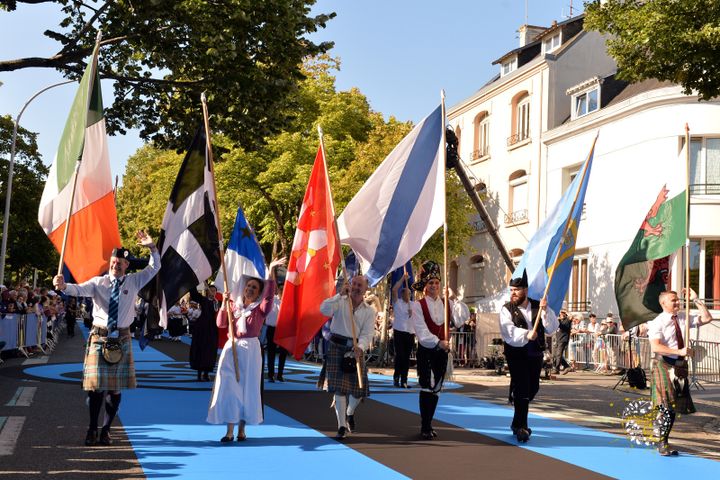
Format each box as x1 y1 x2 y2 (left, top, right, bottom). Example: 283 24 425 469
392 299 415 334
64 251 160 329
499 301 558 347
264 296 281 327
412 296 469 349
647 311 700 360
320 294 375 351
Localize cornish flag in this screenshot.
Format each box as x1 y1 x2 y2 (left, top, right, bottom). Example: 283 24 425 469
141 124 221 327
337 105 444 286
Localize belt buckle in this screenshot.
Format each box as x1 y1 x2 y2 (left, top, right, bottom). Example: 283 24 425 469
107 329 120 339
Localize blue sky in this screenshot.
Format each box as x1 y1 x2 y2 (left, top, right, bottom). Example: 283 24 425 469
0 0 583 183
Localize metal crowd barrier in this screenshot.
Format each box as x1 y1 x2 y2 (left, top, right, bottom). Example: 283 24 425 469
0 313 50 358
690 339 720 384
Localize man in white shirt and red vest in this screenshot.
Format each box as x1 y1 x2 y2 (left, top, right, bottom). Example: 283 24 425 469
647 288 713 456
411 261 469 440
499 270 558 443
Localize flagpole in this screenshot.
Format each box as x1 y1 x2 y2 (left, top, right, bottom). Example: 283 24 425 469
684 124 691 350
531 133 598 333
318 126 364 389
440 91 450 340
201 92 240 383
57 31 103 276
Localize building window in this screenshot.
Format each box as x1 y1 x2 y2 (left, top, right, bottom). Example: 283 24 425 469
564 165 587 220
455 125 462 152
572 88 599 119
690 137 720 194
506 170 528 225
472 112 490 160
543 33 561 53
685 239 720 310
508 92 530 147
501 56 517 77
565 254 589 312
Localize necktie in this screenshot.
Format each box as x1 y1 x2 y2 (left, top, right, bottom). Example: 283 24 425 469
108 278 121 333
671 314 684 350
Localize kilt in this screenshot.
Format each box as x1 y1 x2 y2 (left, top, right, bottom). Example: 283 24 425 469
651 358 675 409
83 328 136 391
326 340 369 398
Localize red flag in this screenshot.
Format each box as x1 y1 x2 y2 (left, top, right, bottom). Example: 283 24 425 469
275 145 340 359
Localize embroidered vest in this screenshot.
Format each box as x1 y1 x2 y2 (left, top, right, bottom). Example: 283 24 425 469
503 299 546 351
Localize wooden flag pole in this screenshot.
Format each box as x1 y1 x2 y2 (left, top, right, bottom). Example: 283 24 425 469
683 124 691 354
201 92 240 383
440 90 450 341
531 133 598 333
319 126 364 389
57 31 103 276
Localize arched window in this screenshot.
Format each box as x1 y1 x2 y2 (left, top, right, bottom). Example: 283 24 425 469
506 170 528 225
472 112 490 160
455 125 462 151
508 92 530 146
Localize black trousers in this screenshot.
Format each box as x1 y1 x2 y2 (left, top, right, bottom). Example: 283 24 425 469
265 325 287 379
505 348 543 430
66 317 76 337
393 330 415 384
416 345 448 434
552 337 570 371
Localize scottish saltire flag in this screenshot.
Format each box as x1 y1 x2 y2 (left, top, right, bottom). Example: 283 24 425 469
38 42 121 282
513 137 597 315
337 105 444 286
140 124 221 328
214 205 266 299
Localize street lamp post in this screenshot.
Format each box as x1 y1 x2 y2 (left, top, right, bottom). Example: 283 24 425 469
0 79 75 286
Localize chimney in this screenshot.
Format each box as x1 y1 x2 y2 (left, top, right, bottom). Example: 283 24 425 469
518 24 547 47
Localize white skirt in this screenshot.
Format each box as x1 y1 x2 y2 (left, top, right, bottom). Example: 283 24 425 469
206 337 263 425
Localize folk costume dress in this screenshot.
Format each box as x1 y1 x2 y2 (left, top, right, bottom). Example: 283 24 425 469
207 279 276 425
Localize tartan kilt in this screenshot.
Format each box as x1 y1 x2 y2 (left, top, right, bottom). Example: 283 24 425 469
83 330 136 391
651 359 675 409
326 341 369 398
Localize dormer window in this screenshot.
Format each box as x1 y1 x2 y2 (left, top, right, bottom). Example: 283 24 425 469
501 56 517 77
542 33 561 53
567 77 603 120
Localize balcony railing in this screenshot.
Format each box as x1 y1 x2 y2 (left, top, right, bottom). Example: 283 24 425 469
690 183 720 195
472 218 487 232
471 146 490 160
564 301 592 313
506 130 530 147
504 209 528 224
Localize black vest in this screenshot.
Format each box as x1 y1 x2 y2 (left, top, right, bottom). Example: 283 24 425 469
503 299 546 353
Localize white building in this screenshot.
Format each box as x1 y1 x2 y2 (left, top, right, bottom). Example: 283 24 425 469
447 15 720 341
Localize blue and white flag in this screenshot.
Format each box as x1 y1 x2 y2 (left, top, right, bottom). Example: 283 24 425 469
214 205 266 299
512 138 597 315
337 105 444 286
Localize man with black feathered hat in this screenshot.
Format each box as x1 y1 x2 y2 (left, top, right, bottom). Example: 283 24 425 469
500 270 558 443
411 260 469 440
54 230 159 447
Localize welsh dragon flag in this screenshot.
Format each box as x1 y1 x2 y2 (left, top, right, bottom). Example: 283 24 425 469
37 44 121 282
614 161 687 330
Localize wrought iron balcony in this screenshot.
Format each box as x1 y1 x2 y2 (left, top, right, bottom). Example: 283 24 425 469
471 146 490 160
690 183 720 195
504 209 528 224
506 130 530 147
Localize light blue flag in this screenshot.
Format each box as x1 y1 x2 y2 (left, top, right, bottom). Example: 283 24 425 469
214 205 266 298
512 139 596 314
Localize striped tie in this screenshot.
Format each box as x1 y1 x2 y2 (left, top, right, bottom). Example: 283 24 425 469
108 279 121 333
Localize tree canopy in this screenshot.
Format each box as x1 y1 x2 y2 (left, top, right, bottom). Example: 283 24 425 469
116 57 474 272
0 114 56 284
585 0 720 101
0 0 335 150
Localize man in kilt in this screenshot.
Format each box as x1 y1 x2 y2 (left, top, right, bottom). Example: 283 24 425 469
319 275 375 439
647 288 713 456
54 230 159 446
411 261 469 440
499 271 557 443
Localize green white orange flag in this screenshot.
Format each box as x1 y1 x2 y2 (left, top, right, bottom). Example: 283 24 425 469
37 47 121 282
614 148 687 330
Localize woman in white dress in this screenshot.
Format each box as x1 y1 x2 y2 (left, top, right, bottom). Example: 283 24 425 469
207 257 285 442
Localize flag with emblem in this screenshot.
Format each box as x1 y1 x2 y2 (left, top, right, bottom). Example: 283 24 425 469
275 145 340 359
37 42 121 282
512 137 596 315
140 124 221 329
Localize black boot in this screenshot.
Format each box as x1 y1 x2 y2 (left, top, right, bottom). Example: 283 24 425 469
85 428 98 446
99 426 112 446
419 391 435 439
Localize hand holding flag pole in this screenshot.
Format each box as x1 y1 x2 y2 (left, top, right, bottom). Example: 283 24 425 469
318 126 364 389
57 30 103 276
201 92 240 383
531 134 598 334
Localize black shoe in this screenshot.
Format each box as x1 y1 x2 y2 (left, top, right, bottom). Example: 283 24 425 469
420 430 433 441
276 376 284 382
402 383 411 389
658 441 679 456
335 427 348 439
346 415 355 432
511 425 519 435
220 435 233 443
268 376 275 383
202 373 210 381
430 429 438 438
236 432 247 442
98 427 112 446
85 428 97 446
393 381 401 388
516 428 530 443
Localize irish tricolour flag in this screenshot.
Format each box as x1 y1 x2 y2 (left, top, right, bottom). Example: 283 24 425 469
37 48 121 282
614 149 687 330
